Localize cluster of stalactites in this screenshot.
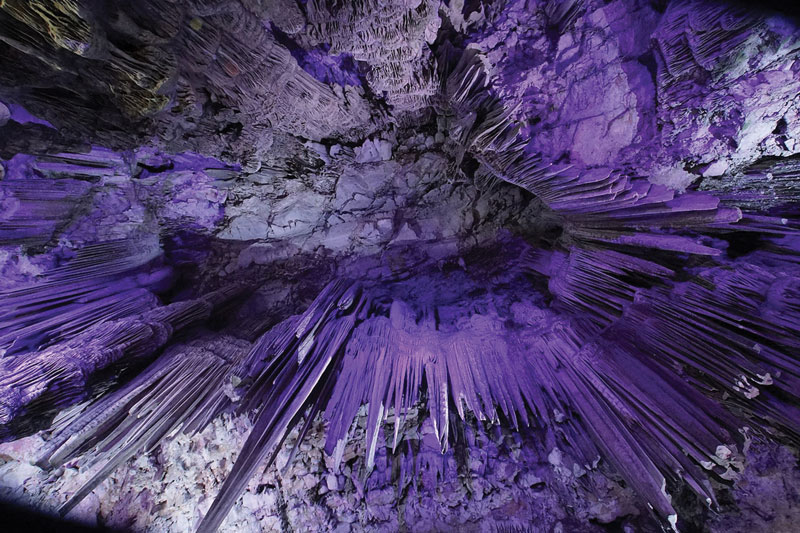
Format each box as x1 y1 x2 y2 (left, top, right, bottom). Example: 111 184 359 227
305 0 442 114
0 237 247 442
35 233 800 531
3 8 800 533
653 1 762 108
36 335 251 517
0 170 92 248
0 237 166 356
0 0 383 165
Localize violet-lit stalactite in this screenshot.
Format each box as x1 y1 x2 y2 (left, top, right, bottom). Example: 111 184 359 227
0 238 171 356
0 1 799 532
36 335 251 515
34 279 367 525
195 279 369 533
324 300 539 470
615 263 800 444
0 281 247 442
0 173 92 247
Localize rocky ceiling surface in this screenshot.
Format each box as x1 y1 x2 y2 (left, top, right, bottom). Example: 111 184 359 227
0 1 800 532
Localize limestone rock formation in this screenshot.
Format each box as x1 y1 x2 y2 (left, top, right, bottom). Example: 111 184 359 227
0 1 799 532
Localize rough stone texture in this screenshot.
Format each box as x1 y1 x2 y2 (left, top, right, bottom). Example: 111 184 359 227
0 1 799 532
709 442 800 533
468 0 800 203
0 409 650 533
1 412 797 532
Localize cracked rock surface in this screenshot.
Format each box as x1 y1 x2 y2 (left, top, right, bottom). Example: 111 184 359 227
0 1 799 533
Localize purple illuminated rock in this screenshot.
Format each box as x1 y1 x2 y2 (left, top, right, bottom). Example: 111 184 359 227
0 280 246 442
0 1 799 532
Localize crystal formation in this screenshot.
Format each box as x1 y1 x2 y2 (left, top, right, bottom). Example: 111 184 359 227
0 1 799 532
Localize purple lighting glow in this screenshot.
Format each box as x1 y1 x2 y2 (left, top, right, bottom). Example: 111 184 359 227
0 1 799 532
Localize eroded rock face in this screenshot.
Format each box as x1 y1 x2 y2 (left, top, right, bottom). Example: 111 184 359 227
0 0 383 168
469 0 800 199
0 406 646 533
0 1 799 533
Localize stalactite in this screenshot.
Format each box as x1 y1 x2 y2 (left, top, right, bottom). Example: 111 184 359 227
0 175 92 247
0 281 247 442
0 238 168 356
305 0 441 114
0 2 799 532
34 239 799 532
196 279 368 533
0 0 384 164
36 335 250 515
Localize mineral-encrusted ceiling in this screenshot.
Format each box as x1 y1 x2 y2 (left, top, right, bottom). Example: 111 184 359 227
0 1 799 532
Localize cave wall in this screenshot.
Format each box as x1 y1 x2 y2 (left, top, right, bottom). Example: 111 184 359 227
0 1 799 532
